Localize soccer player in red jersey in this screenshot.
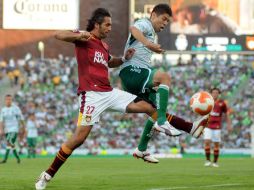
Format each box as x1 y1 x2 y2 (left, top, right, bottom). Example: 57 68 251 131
35 8 178 190
203 88 232 167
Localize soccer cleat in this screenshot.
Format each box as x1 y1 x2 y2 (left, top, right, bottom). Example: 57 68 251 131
212 163 219 168
204 160 212 167
35 171 52 190
133 148 159 164
154 121 182 136
191 114 210 138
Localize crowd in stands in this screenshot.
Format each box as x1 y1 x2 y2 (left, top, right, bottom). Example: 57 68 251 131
0 54 253 154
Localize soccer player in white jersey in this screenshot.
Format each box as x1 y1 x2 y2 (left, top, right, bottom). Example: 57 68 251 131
26 112 39 158
0 94 25 163
119 4 209 163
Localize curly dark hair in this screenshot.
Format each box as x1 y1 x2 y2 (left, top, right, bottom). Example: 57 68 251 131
86 8 111 32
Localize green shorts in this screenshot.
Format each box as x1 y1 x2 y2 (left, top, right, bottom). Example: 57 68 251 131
5 132 18 146
119 65 157 105
27 137 37 148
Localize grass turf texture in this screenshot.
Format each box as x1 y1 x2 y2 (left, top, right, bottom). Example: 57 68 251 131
0 157 253 190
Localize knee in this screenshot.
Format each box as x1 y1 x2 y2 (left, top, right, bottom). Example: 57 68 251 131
160 72 171 85
204 141 210 147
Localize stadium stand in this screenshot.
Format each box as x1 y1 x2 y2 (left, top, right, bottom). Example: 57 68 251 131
0 55 253 154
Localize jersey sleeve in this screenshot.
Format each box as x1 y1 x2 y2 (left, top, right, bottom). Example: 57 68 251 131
133 19 151 35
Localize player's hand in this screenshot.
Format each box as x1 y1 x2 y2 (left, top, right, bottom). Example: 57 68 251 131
79 31 94 41
124 48 136 60
145 42 165 54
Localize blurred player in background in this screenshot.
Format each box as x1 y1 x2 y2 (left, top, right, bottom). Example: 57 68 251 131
0 94 25 164
26 112 39 158
35 8 176 190
119 3 209 163
204 88 232 167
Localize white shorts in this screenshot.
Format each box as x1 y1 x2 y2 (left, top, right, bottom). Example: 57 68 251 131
77 88 137 126
203 128 221 142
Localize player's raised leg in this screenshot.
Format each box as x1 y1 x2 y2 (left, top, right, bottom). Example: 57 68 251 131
134 113 209 163
152 70 182 136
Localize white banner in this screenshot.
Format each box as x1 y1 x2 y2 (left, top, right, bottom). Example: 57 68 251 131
3 0 80 30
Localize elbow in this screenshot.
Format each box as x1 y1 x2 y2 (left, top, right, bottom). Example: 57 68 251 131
129 26 136 33
54 31 60 40
54 31 62 40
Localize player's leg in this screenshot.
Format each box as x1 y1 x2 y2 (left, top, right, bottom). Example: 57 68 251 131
166 113 210 138
212 129 221 167
213 142 220 167
36 91 103 190
119 66 181 136
107 88 158 163
152 69 170 125
32 138 37 158
126 97 160 163
0 133 11 163
203 128 212 166
27 137 32 158
10 133 20 163
35 125 92 190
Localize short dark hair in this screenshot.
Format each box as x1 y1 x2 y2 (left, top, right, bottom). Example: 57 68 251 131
5 94 12 98
86 8 111 32
211 87 221 94
152 4 172 17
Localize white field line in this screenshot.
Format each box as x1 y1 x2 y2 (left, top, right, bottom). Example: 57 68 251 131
149 183 242 190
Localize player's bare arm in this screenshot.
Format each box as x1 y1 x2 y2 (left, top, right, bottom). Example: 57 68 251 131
108 48 135 68
0 122 3 136
54 30 93 43
130 26 164 54
226 111 232 132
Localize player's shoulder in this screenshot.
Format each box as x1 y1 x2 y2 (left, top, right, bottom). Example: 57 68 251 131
12 104 21 111
1 106 7 111
135 18 151 26
217 99 228 106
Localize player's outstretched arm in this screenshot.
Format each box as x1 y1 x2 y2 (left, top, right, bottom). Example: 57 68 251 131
54 30 93 43
108 48 135 68
130 26 164 54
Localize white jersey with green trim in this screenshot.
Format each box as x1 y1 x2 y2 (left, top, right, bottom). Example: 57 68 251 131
121 18 156 70
26 120 38 138
0 104 24 133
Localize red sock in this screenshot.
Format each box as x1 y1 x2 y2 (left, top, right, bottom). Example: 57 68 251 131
214 148 219 163
167 114 192 133
46 144 73 177
205 146 211 161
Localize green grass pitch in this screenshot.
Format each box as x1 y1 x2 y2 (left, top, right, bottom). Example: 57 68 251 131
0 157 253 190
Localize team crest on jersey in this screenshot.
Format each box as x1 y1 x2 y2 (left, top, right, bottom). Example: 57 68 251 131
85 115 92 123
94 51 107 66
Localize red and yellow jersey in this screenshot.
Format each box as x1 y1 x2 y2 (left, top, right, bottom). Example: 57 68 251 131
207 99 228 129
74 32 113 94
